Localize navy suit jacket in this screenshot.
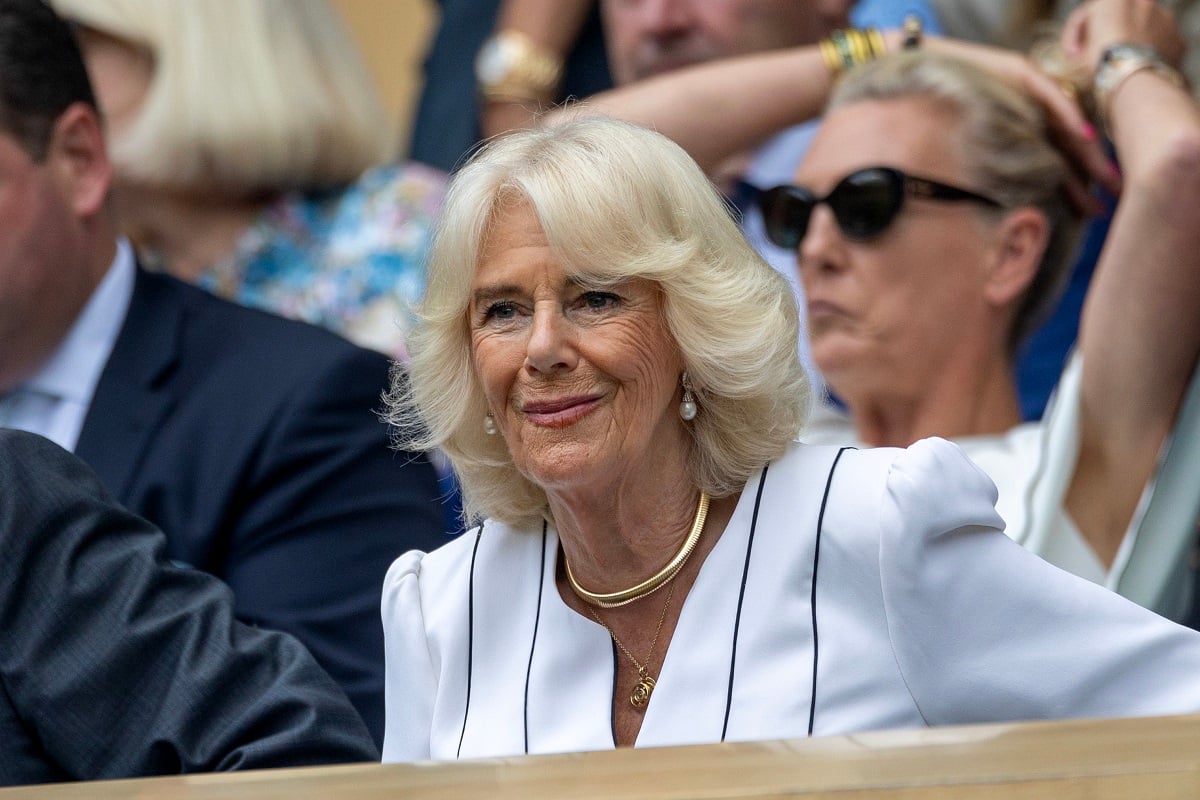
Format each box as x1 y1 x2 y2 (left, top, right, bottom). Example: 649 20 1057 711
0 429 378 785
72 269 447 745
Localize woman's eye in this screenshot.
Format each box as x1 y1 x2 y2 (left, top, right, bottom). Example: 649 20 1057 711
580 291 619 311
482 301 518 321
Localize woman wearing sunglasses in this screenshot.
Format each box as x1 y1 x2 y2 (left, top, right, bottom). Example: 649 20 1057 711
564 0 1200 622
763 4 1199 622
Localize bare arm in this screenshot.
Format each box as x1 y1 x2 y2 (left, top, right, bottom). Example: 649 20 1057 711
550 30 1111 187
548 45 836 175
1061 0 1200 564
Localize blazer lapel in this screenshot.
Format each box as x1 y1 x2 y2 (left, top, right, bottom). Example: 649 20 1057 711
75 268 181 500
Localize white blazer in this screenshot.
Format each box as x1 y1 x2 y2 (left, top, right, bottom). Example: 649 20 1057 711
382 438 1200 762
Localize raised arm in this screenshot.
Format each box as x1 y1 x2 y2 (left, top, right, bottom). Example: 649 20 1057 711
551 29 1111 190
1058 0 1200 565
548 45 836 175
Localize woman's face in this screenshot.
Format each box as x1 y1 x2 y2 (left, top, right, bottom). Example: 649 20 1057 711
793 97 1001 405
469 199 688 495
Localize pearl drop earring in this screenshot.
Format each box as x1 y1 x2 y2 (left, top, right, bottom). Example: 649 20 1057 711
484 413 498 435
679 372 697 421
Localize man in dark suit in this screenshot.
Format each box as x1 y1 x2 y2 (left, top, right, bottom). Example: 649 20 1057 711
0 0 446 745
0 429 379 785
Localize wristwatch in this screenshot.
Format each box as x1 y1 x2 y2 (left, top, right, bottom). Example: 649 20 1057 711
475 30 564 105
1093 43 1185 131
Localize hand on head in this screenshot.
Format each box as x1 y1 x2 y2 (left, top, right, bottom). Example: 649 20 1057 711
919 33 1117 216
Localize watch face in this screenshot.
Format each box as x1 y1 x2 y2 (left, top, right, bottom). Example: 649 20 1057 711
476 38 512 85
1103 43 1157 64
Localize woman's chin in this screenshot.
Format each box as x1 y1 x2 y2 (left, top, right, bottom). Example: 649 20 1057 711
512 439 610 494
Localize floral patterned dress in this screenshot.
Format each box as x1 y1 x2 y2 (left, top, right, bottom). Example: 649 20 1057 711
194 161 447 361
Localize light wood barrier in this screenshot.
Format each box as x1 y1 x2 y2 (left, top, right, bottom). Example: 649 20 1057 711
6 713 1200 799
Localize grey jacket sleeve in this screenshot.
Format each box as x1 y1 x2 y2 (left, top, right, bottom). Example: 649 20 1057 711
0 429 378 787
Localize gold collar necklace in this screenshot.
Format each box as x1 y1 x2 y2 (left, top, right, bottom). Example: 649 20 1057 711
565 491 710 609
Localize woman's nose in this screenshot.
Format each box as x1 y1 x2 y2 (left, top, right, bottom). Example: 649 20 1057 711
524 305 578 374
798 205 846 276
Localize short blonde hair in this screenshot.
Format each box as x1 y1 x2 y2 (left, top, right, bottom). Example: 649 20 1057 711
830 52 1083 353
388 116 810 529
51 0 393 196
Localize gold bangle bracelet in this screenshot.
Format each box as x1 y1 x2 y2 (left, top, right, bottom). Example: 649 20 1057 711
823 28 884 74
852 30 870 65
867 28 886 58
819 38 843 75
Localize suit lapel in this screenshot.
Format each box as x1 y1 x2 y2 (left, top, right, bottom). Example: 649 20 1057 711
75 268 181 501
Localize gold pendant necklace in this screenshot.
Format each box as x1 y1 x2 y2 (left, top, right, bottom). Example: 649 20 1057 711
566 492 710 608
588 581 676 709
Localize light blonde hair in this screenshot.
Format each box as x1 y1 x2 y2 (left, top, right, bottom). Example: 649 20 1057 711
51 0 393 196
387 116 809 529
830 51 1083 353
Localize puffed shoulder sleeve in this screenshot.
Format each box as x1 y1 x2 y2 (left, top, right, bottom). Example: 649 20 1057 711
381 551 436 762
879 437 1200 725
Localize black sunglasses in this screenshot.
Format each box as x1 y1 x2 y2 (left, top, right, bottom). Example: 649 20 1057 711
757 166 1002 248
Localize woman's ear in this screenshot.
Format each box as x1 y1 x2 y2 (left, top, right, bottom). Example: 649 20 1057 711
44 101 112 218
983 207 1050 308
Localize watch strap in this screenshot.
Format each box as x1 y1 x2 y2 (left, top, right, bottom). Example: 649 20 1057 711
1093 43 1185 134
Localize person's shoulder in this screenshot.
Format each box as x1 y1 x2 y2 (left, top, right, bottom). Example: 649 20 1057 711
770 437 898 483
135 268 388 371
788 435 987 483
384 519 539 597
0 428 70 464
801 437 1000 538
0 431 116 533
385 527 476 588
139 269 360 343
872 437 1003 539
890 436 995 490
0 429 113 496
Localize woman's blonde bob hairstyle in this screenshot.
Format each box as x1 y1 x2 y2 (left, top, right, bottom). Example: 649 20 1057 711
51 0 392 196
387 116 810 530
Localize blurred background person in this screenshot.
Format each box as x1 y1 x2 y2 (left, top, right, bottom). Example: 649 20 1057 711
52 0 446 360
925 0 1200 420
0 0 447 745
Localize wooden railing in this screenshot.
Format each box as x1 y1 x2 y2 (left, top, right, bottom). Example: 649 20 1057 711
6 713 1200 799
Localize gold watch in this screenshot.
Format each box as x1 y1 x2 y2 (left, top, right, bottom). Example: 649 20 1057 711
475 30 564 105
